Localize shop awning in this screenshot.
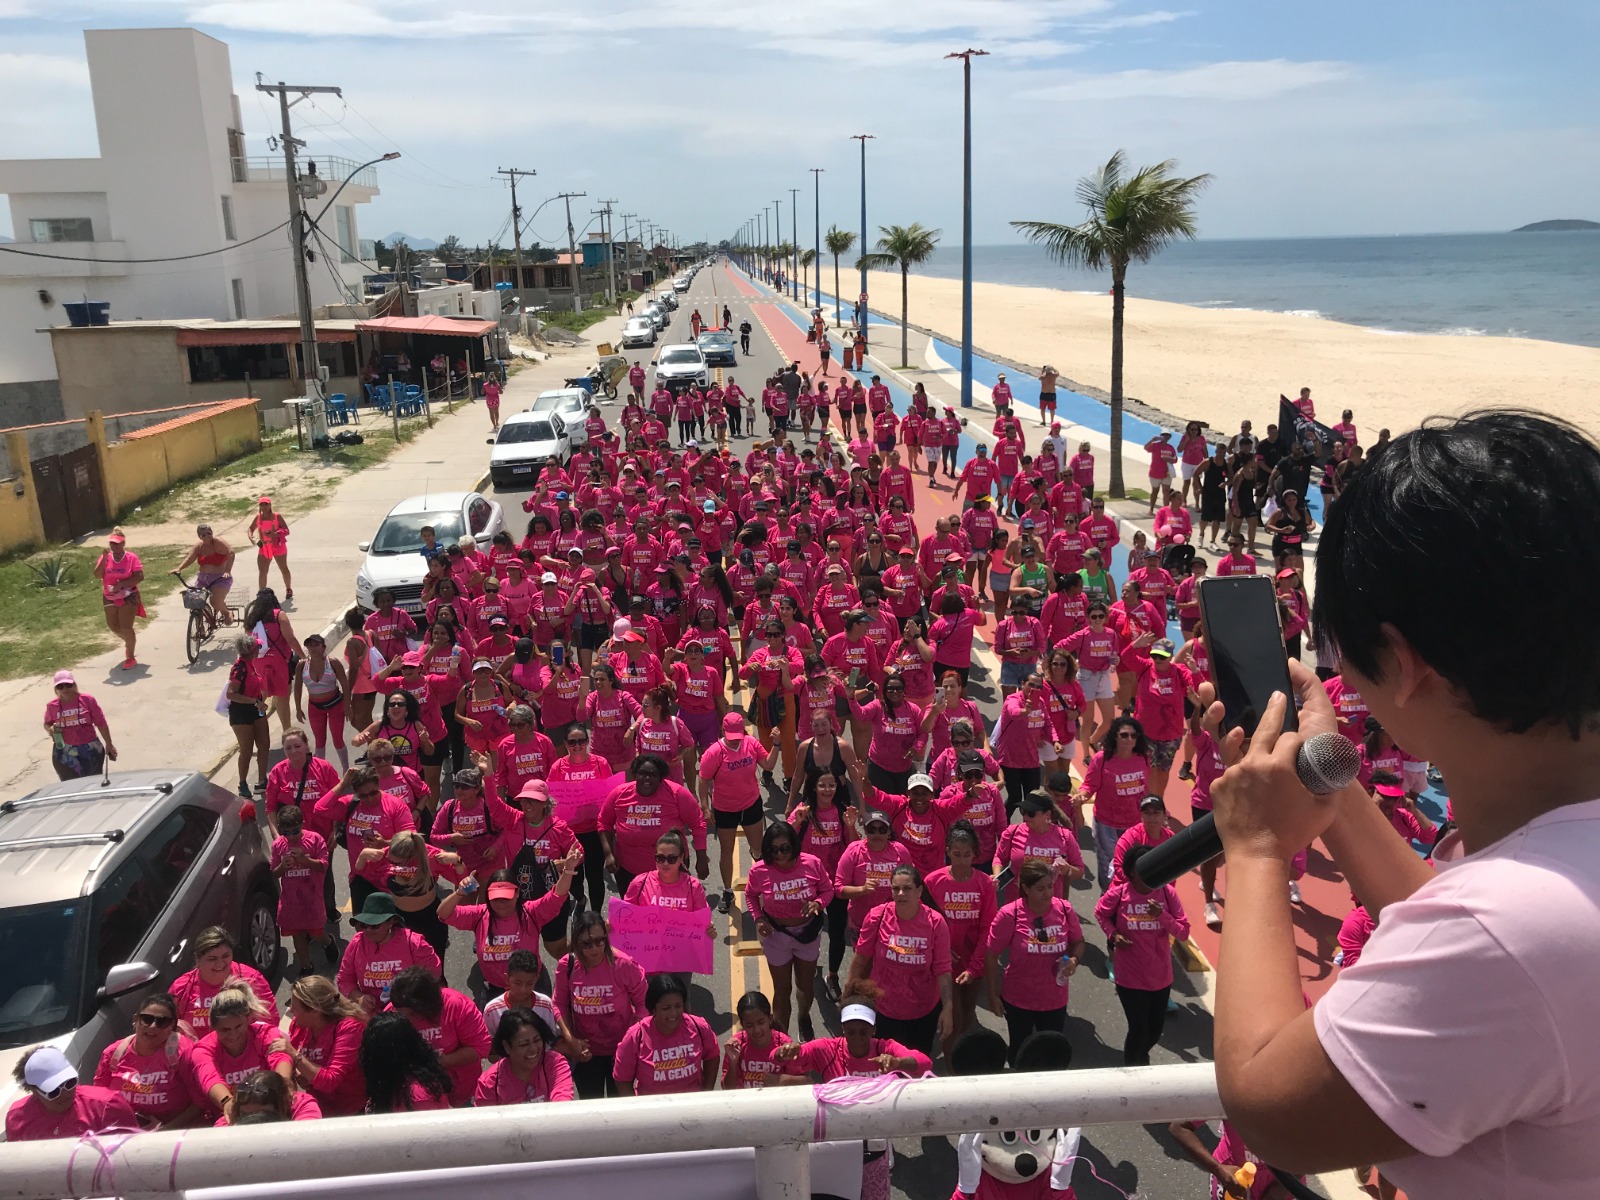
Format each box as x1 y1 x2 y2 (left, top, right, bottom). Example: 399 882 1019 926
356 316 497 338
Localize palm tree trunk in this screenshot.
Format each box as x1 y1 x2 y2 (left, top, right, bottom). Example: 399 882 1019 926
899 265 909 368
833 256 842 327
1109 264 1127 498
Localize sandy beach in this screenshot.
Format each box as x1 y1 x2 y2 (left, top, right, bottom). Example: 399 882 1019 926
863 268 1600 442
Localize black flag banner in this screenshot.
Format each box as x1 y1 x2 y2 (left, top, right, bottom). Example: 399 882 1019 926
1276 394 1346 465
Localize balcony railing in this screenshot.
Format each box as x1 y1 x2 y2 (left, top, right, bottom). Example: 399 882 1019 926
232 155 379 190
0 1065 1222 1200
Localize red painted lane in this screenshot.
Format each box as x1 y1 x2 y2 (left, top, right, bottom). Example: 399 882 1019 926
724 264 1353 1000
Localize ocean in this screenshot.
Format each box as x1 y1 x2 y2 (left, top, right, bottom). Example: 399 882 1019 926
914 232 1600 349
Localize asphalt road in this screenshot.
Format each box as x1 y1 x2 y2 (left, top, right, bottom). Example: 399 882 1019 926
284 266 1240 1200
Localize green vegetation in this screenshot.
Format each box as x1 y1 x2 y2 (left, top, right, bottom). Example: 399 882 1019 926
538 307 614 335
0 544 186 680
858 223 943 369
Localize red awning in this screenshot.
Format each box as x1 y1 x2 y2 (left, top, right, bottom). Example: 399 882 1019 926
174 327 356 347
356 316 497 338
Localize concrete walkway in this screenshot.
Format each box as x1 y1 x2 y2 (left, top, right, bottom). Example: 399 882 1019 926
0 313 632 797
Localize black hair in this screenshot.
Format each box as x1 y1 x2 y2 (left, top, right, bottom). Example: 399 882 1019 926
1315 410 1600 736
945 819 981 856
360 1012 451 1112
1101 714 1149 760
568 909 612 963
590 663 618 685
491 1008 556 1059
1121 844 1151 884
382 689 421 725
1015 1030 1074 1072
645 973 690 1012
950 1027 1010 1076
387 966 444 1022
243 589 281 630
760 819 800 863
344 607 367 633
630 752 669 781
736 991 773 1020
505 949 540 978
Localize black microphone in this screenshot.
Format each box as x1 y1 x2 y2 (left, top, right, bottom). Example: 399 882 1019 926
1128 731 1361 891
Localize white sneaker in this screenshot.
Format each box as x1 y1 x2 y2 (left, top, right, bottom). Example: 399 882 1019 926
1204 901 1221 928
1288 881 1303 904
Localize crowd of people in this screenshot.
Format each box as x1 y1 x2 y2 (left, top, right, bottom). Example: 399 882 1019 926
26 276 1439 1200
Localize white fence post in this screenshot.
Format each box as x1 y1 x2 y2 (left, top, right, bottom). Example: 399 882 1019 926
753 1143 811 1200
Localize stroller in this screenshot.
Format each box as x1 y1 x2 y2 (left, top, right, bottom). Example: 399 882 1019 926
1160 539 1195 621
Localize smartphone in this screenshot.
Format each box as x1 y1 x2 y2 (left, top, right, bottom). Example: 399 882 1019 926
551 642 565 667
1197 575 1297 737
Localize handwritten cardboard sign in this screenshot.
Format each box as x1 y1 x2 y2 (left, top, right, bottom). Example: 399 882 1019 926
607 897 715 974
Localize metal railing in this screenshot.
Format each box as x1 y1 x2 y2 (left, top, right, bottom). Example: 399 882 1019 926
231 156 379 189
0 1065 1220 1200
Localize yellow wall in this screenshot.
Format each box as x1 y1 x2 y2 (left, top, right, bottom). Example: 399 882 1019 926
0 431 47 556
100 402 261 517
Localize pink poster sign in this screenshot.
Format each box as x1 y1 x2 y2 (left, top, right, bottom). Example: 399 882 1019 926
607 898 715 974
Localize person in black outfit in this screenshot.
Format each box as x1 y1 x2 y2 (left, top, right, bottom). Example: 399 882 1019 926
739 320 753 355
722 305 732 329
777 364 801 433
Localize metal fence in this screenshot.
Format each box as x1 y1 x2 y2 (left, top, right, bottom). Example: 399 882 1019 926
0 1065 1221 1200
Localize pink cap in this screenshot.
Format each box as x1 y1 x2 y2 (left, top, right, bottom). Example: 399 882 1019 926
1374 782 1406 799
52 669 75 686
401 650 424 667
517 779 550 802
722 712 746 733
258 495 273 504
487 882 519 901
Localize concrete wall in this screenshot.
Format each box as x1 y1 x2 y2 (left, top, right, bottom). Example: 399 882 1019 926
0 432 47 554
100 398 260 516
53 326 188 420
0 379 64 427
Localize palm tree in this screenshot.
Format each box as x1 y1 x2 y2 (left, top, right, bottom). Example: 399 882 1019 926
799 248 817 301
435 235 465 263
857 223 942 369
1012 151 1211 498
824 226 856 327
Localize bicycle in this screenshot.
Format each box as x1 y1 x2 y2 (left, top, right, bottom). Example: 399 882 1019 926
172 571 242 664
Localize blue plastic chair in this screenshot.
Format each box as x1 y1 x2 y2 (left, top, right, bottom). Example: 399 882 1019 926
324 393 348 425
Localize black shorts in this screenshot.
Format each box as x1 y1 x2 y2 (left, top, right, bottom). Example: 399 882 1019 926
542 896 573 942
229 702 265 727
714 800 765 830
577 621 608 650
418 742 447 767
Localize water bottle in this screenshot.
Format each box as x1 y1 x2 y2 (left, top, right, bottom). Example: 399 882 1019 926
1055 954 1072 987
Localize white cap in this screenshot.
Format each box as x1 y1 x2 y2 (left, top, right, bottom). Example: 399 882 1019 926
839 1004 877 1027
540 571 558 584
907 774 935 792
22 1047 75 1093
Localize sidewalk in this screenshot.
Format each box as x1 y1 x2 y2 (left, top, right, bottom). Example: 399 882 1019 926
0 315 630 797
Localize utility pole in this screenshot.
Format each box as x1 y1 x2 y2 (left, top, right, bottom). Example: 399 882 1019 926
557 192 587 313
773 199 782 290
810 168 823 310
851 134 875 332
947 50 988 408
621 212 637 280
788 186 800 300
257 79 341 442
595 199 618 305
496 167 536 334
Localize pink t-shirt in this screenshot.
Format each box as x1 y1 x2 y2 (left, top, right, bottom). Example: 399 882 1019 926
851 698 926 772
698 733 765 812
782 1036 932 1081
985 898 1085 1011
44 693 107 745
192 1022 291 1097
390 987 491 1105
1126 660 1194 742
1314 799 1600 1200
265 755 342 818
834 838 913 928
1081 751 1151 829
546 753 613 835
925 867 999 977
721 1029 795 1089
993 691 1051 768
1337 904 1376 969
746 853 835 924
270 832 330 934
442 892 566 988
290 1015 367 1116
1112 822 1174 881
5 1086 138 1142
1189 729 1226 811
93 1036 203 1123
935 783 1008 866
855 902 953 1019
794 802 854 876
335 927 442 1006
554 950 648 1054
600 779 707 875
1094 878 1189 990
623 870 710 911
995 823 1085 903
876 794 952 877
169 964 279 1037
613 1014 719 1094
473 1054 575 1105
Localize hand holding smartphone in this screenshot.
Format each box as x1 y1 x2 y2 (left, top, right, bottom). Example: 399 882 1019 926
1197 575 1297 738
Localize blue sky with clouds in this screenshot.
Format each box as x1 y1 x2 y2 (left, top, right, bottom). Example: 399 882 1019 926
2 0 1596 246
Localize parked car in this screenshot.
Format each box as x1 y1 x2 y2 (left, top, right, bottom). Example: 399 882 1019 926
356 492 505 613
530 388 593 446
660 291 679 310
643 302 669 332
655 343 710 390
672 276 691 293
697 329 737 367
0 769 280 1131
622 316 657 348
486 413 572 490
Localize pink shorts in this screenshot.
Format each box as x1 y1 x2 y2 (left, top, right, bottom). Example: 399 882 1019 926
258 654 290 696
760 924 821 966
258 542 287 559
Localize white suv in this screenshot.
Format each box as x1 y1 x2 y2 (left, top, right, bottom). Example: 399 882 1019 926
655 343 709 389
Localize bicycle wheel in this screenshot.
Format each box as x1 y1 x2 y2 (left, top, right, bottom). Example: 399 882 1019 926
186 609 206 664
603 381 618 400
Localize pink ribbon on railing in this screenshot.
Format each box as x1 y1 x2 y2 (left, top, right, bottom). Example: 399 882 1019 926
65 1128 140 1197
811 1072 930 1141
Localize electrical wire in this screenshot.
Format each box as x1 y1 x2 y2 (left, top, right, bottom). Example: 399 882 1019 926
0 218 292 264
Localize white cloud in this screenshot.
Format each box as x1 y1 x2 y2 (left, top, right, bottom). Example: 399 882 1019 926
1026 58 1352 103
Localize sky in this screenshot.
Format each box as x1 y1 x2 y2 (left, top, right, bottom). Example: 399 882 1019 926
2 0 1598 249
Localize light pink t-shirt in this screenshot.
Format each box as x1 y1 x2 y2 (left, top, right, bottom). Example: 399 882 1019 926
613 1014 719 1094
1093 878 1189 991
855 902 953 1020
698 734 765 812
985 898 1084 1011
1313 799 1600 1199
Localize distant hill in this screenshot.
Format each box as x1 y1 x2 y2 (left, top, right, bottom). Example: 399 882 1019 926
384 231 439 249
1512 219 1600 232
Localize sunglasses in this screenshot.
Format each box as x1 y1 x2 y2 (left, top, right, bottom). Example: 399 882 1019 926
386 699 408 708
577 937 606 949
355 788 383 800
1117 731 1138 740
38 1079 76 1101
566 737 589 746
770 844 795 856
137 1012 176 1029
655 853 681 865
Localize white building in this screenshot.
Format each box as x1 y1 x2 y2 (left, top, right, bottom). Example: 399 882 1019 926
0 27 380 424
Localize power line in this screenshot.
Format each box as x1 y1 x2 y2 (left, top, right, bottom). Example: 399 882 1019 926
0 218 292 264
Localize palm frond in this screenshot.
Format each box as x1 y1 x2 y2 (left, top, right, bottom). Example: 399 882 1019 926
824 226 857 256
856 252 897 272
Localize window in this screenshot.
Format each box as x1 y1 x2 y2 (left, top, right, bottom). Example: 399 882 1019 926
335 205 355 263
188 341 291 383
221 195 236 241
138 807 218 898
91 858 158 979
231 278 246 320
29 217 94 243
468 497 492 535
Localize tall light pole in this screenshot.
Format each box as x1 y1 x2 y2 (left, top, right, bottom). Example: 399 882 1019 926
773 197 782 290
810 167 824 310
558 191 587 313
850 134 875 331
788 186 800 300
946 49 988 409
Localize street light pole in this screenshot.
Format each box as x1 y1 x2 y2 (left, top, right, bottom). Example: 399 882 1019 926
946 49 988 409
789 186 800 300
850 134 875 332
810 168 823 311
773 198 782 292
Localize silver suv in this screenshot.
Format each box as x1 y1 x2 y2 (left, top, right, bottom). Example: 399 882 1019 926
0 770 280 1126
